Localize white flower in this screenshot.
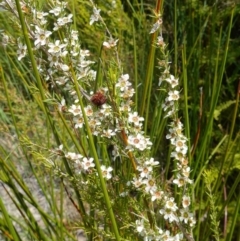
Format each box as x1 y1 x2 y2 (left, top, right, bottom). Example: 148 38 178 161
173 138 188 153
17 42 27 60
171 151 185 162
59 63 69 71
101 165 113 180
56 76 68 85
116 74 131 91
99 104 112 117
57 14 73 26
119 101 132 112
82 157 95 171
143 176 157 193
128 112 144 126
103 38 119 49
137 165 153 178
90 7 101 25
65 152 82 160
132 177 143 189
119 191 128 197
53 22 61 31
182 195 191 208
33 10 48 25
166 128 177 142
49 6 62 16
173 174 186 187
145 157 159 166
48 40 67 55
84 105 93 117
34 10 48 20
167 90 180 101
120 87 135 99
162 100 174 111
34 26 52 47
68 104 82 116
159 208 178 223
74 116 84 129
118 73 129 81
78 59 94 68
89 118 101 129
158 229 173 241
150 189 164 202
172 119 184 129
188 215 196 227
71 30 79 41
164 108 175 118
165 197 178 211
182 167 191 178
48 54 59 67
179 208 193 224
173 233 184 241
179 157 189 167
166 75 179 88
127 133 152 151
80 49 90 57
156 35 165 46
136 219 145 234
102 129 116 139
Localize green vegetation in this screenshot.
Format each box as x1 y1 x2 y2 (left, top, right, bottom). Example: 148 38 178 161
0 0 239 240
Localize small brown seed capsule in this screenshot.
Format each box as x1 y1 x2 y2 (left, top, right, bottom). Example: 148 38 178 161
90 90 107 107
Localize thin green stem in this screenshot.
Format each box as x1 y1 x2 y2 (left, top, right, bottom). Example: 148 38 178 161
182 44 191 164
213 7 235 193
0 195 20 241
133 20 138 110
174 0 177 76
227 190 240 241
192 26 223 178
140 0 163 121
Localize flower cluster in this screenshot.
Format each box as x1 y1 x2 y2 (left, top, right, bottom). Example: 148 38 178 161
1 0 117 180
1 0 196 240
87 2 195 240
132 17 196 241
63 148 113 180
136 217 184 241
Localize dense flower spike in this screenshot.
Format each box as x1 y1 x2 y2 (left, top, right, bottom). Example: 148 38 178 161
131 12 196 241
127 8 195 241
101 165 113 180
